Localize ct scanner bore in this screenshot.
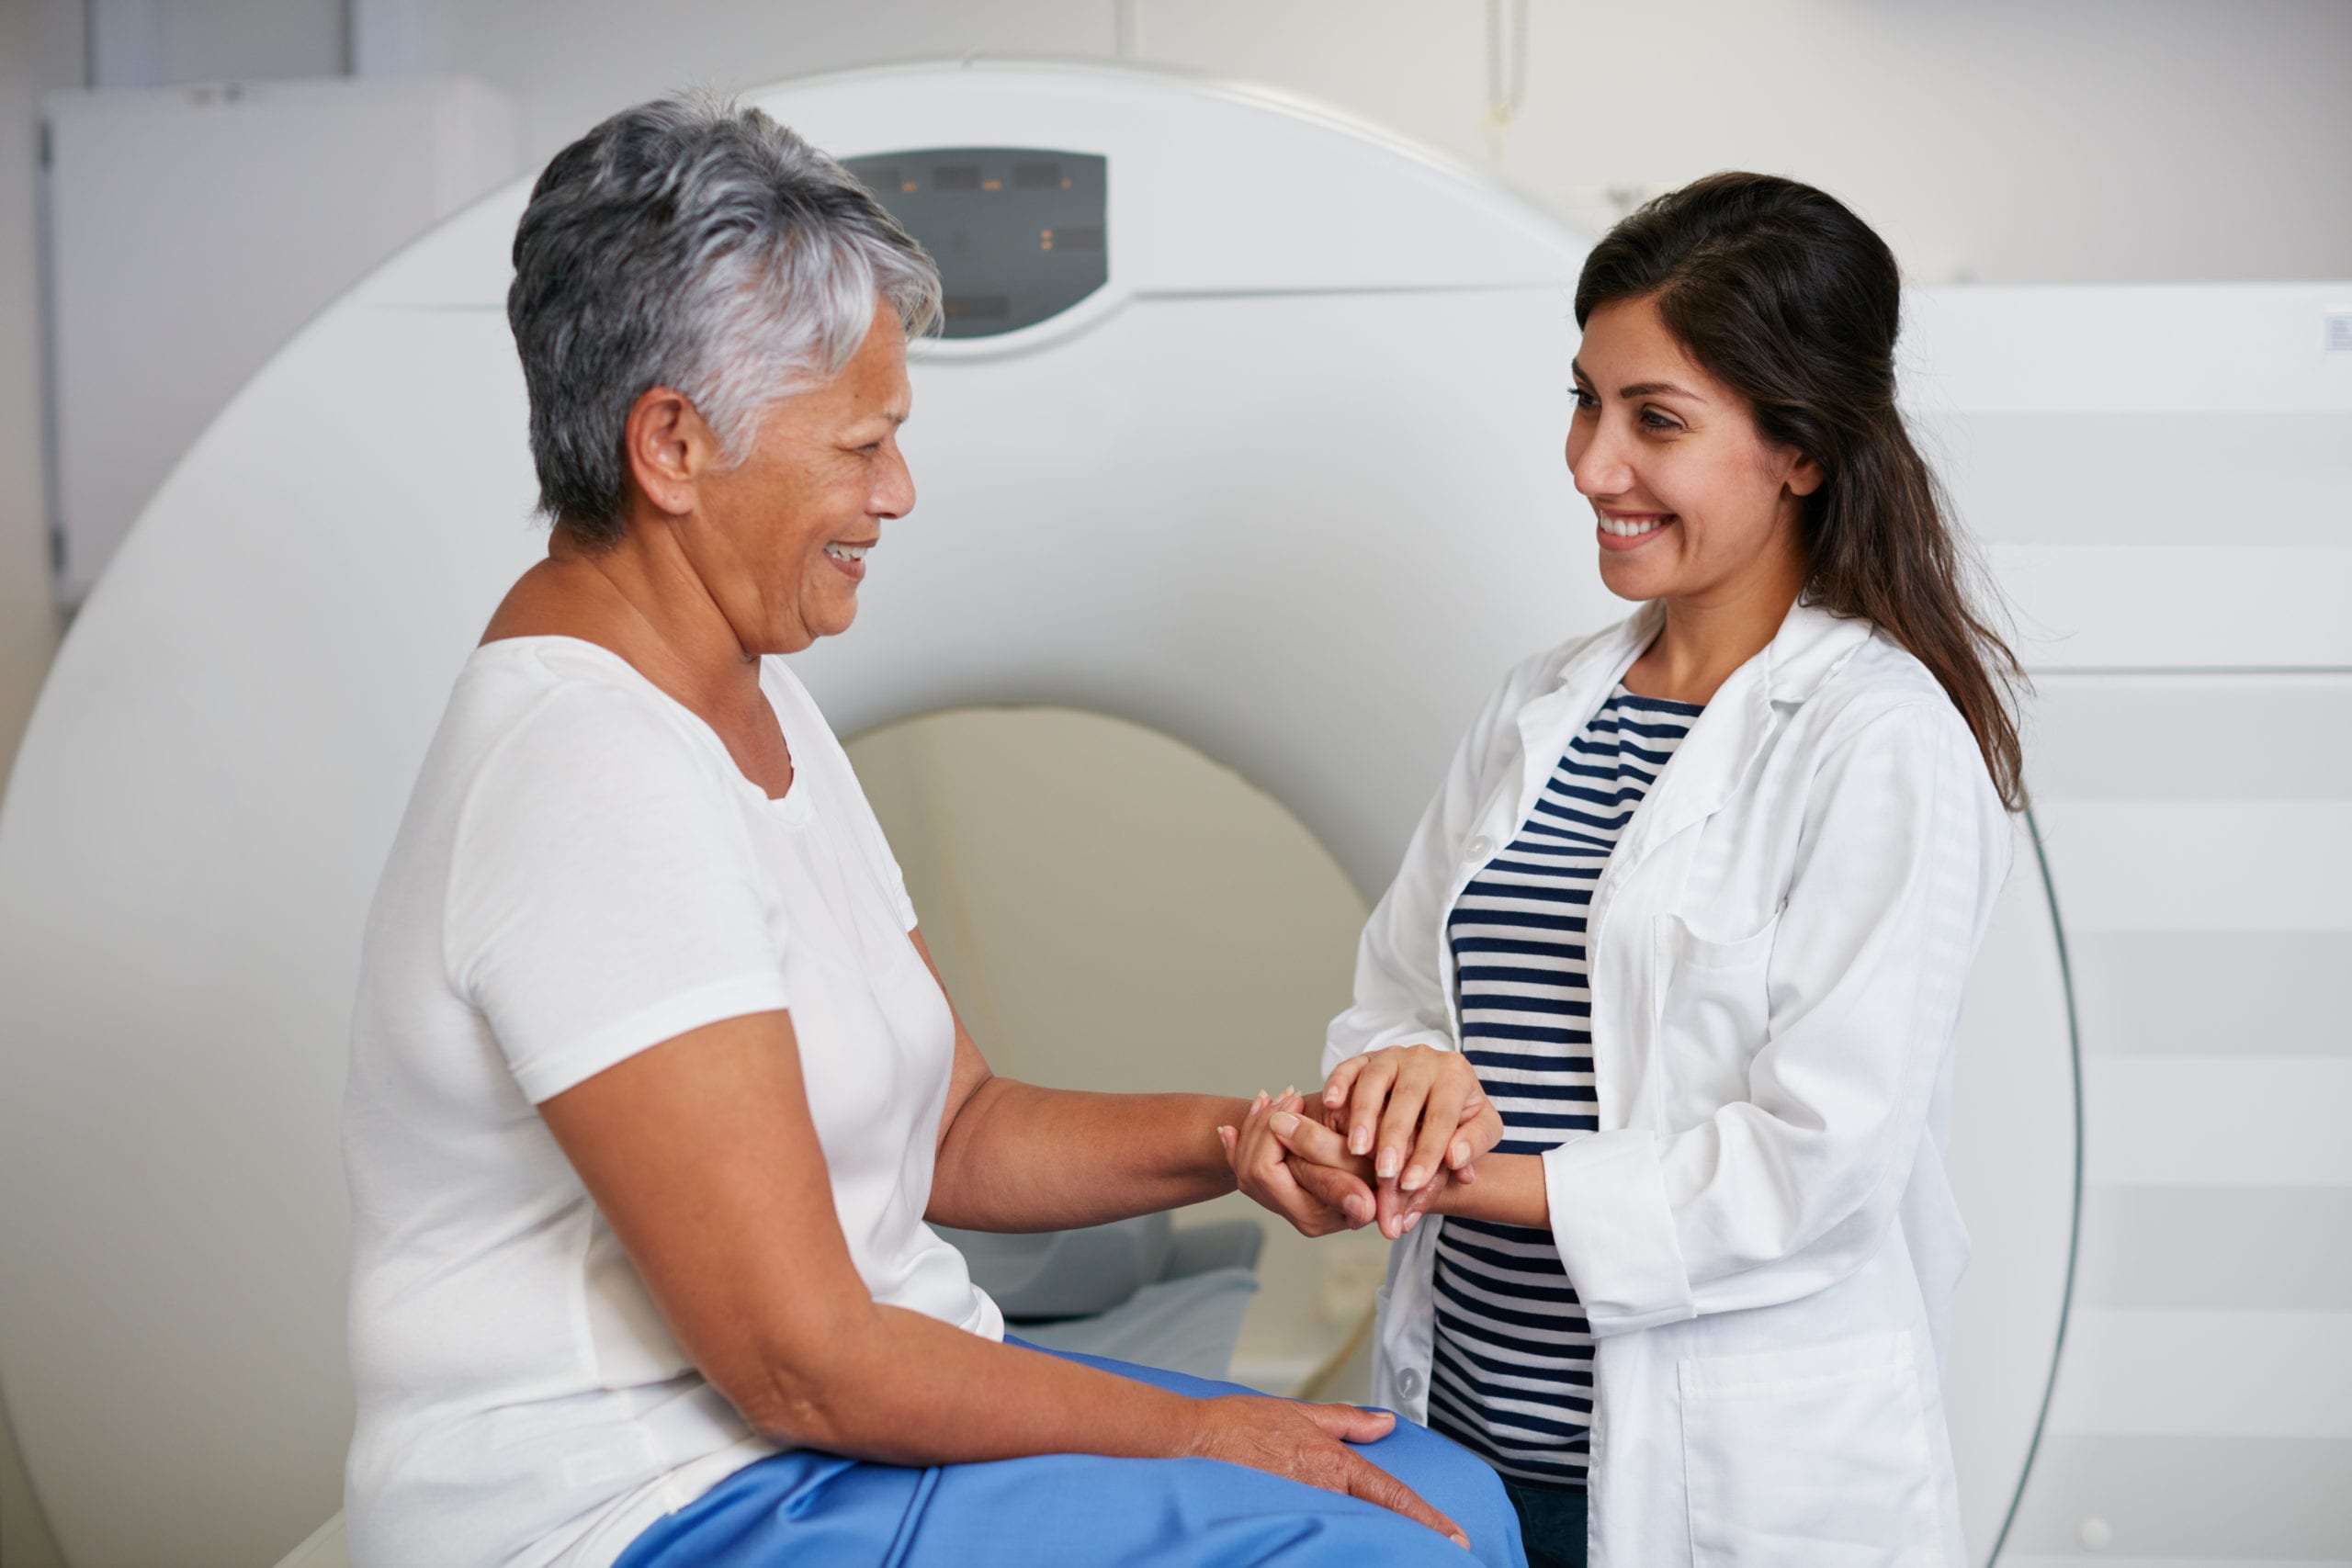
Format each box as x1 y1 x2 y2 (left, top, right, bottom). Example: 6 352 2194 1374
0 59 2078 1567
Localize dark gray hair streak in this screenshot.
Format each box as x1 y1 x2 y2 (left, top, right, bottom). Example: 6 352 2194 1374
507 92 942 542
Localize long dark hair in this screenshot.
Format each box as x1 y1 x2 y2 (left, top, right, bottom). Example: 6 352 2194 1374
1576 172 2028 810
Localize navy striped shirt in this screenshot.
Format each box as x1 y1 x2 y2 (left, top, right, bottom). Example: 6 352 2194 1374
1426 682 1703 1491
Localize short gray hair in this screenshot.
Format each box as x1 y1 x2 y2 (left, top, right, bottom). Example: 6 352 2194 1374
507 93 943 542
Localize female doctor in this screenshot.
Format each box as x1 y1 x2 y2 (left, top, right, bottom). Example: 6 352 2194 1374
1227 173 2026 1568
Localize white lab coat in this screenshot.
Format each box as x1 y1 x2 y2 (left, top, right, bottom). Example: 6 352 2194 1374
1325 595 2010 1567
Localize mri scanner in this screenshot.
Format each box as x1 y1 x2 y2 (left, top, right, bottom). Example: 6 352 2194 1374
17 54 2342 1568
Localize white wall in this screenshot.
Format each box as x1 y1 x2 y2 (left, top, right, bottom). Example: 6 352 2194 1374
88 0 344 87
376 0 2352 285
0 30 80 1568
0 1 75 788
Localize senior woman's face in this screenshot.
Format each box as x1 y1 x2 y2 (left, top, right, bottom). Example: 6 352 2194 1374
691 302 915 653
1564 295 1818 606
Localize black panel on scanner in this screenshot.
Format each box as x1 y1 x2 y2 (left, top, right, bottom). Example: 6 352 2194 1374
845 148 1108 338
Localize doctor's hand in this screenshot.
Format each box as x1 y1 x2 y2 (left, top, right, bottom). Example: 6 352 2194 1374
1319 1045 1503 1234
1222 1089 1473 1242
1219 1089 1374 1237
1270 1105 1473 1241
1187 1393 1471 1548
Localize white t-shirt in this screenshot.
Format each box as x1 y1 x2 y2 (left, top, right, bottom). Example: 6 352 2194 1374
343 637 1002 1568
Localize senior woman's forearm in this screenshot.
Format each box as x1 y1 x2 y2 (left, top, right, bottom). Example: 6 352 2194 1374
926 1077 1251 1231
745 1299 1204 1464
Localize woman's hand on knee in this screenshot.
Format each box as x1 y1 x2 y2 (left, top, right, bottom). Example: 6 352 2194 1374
1186 1393 1471 1550
1218 1089 1373 1237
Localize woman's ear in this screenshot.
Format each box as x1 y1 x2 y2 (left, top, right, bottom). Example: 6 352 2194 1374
622 386 716 516
1786 449 1826 498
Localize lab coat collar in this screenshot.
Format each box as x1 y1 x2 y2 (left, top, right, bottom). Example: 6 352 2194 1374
1544 593 1873 705
1758 594 1877 706
1532 595 1875 889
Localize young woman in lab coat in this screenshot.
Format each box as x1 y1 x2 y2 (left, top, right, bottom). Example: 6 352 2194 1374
1226 173 2026 1568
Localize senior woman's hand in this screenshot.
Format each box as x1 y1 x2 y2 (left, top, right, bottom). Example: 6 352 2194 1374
1222 1087 1487 1241
1187 1394 1471 1550
1218 1089 1371 1236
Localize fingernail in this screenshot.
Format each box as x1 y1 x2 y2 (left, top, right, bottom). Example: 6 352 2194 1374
1344 1196 1368 1223
1217 1125 1234 1142
1376 1150 1399 1179
1350 1128 1371 1156
1270 1111 1297 1135
1282 1084 1295 1098
1403 1212 1421 1234
1402 1165 1426 1192
1325 1087 1342 1105
1451 1531 1470 1550
1451 1140 1471 1168
1252 1090 1269 1111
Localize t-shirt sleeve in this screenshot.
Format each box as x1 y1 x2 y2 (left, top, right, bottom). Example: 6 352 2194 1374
442 684 793 1103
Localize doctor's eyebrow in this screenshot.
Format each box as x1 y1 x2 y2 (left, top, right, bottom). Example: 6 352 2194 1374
1569 360 1705 402
1617 380 1702 400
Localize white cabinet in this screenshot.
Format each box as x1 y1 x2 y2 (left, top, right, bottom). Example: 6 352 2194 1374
43 74 518 604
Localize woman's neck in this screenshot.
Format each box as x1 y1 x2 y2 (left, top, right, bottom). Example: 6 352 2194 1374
1622 553 1807 707
486 520 768 725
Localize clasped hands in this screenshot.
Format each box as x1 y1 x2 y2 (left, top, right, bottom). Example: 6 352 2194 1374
1216 1044 1503 1242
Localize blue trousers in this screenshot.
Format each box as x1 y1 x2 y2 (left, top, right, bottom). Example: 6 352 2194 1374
613 1342 1524 1567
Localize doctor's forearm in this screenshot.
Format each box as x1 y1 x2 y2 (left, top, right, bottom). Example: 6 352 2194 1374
926 1077 1250 1231
1429 1153 1549 1228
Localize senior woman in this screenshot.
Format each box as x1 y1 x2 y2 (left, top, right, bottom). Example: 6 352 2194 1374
1227 175 2023 1568
339 96 1513 1568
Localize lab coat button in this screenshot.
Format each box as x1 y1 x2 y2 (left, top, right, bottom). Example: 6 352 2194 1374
1399 1367 1422 1397
1465 835 1495 863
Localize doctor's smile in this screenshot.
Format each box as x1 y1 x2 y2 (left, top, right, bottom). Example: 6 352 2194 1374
1591 510 1674 547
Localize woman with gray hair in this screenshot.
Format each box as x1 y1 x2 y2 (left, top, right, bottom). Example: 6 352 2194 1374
340 96 1515 1568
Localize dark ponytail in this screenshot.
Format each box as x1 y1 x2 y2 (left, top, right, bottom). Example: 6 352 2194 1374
1575 173 2029 811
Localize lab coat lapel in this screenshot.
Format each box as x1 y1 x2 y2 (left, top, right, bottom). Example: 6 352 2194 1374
1601 597 1874 888
1507 604 1661 829
1602 656 1769 888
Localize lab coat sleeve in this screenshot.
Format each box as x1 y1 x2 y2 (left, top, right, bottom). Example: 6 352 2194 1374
1321 653 1552 1081
1541 698 2007 1335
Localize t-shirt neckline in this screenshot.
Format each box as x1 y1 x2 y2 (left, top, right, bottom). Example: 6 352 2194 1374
1609 677 1707 716
475 635 814 821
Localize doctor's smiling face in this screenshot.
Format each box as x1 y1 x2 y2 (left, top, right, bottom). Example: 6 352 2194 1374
1566 293 1821 610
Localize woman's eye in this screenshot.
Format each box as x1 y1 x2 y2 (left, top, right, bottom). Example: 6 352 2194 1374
1640 410 1681 433
1570 388 1599 412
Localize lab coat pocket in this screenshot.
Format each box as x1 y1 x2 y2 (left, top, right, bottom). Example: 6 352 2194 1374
1655 911 1779 1129
1678 1332 1941 1568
